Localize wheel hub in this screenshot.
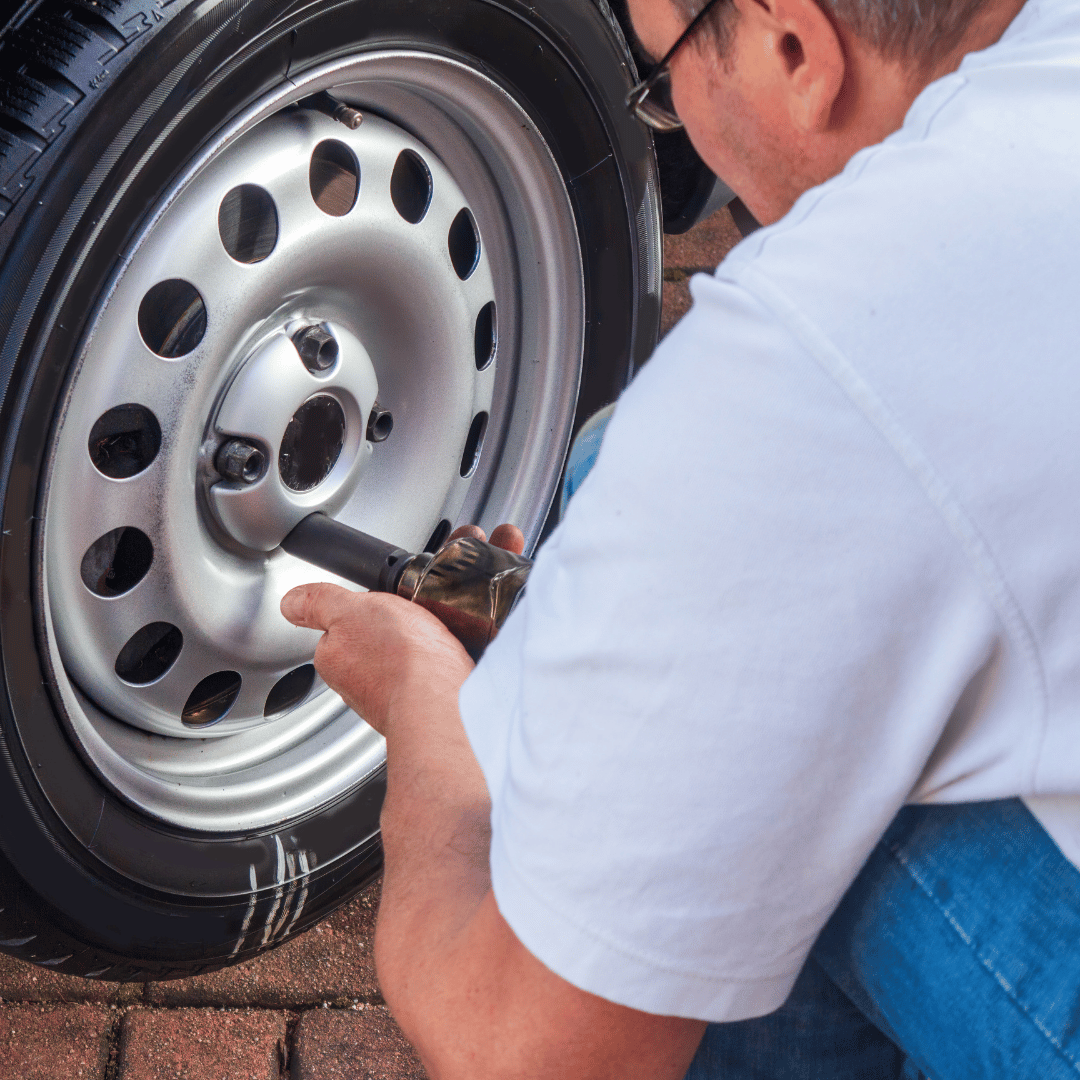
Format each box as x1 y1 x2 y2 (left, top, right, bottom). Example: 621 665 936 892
279 396 347 491
209 320 378 551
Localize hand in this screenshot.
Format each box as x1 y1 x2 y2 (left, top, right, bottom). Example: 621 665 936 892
279 522 525 734
445 521 526 554
280 585 468 735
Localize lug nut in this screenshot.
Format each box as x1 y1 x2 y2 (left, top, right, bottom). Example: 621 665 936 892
216 439 267 484
366 403 394 443
292 325 339 373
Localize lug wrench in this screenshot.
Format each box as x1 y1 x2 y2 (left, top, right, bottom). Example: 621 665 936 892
282 513 531 661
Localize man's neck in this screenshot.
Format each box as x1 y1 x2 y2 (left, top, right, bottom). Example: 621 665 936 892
923 0 1029 83
808 0 1030 211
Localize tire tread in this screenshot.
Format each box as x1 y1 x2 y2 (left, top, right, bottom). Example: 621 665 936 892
0 0 163 222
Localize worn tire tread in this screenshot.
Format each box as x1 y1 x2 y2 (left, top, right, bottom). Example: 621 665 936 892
0 0 233 983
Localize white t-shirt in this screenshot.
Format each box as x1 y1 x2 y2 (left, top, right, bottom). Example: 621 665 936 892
460 0 1080 1023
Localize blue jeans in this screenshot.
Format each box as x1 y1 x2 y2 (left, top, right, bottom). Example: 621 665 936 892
563 415 1080 1080
559 403 616 519
687 799 1080 1080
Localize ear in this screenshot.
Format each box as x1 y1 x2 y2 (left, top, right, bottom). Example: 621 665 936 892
762 0 846 131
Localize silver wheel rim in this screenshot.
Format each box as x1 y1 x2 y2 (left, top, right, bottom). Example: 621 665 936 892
41 52 585 833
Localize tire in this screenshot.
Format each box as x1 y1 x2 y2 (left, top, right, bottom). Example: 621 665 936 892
605 0 732 234
0 0 661 979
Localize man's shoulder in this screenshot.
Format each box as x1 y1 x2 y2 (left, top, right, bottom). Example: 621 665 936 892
721 0 1080 293
704 1 1080 413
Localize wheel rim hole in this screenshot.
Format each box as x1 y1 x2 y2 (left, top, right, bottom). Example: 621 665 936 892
279 395 347 492
390 150 432 224
474 301 496 370
88 404 162 479
138 279 207 358
448 208 480 280
219 184 278 263
460 412 488 478
309 140 359 217
81 527 153 597
183 670 242 727
115 622 183 685
264 664 317 718
424 519 452 553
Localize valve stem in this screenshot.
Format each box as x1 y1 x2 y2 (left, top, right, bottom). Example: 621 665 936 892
304 91 363 130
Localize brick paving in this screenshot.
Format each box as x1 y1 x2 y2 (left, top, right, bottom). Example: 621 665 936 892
0 1005 114 1080
661 206 743 337
118 1009 286 1080
0 208 741 1080
292 1007 425 1080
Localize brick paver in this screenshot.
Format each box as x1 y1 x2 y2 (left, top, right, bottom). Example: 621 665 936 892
666 206 743 269
661 206 743 337
0 953 142 1005
118 1008 286 1080
147 883 379 1009
293 1005 426 1080
0 1004 113 1080
0 210 732 1079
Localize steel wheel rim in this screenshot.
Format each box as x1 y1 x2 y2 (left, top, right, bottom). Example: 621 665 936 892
41 51 585 833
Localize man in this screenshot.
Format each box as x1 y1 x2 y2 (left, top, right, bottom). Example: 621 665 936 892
282 0 1080 1071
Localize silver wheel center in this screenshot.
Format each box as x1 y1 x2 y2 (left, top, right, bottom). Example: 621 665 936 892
40 51 585 832
210 320 378 552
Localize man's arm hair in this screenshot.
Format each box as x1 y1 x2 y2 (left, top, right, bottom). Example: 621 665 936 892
374 672 707 1080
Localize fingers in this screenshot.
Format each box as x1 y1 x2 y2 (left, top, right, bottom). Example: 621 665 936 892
280 581 359 630
448 523 486 543
446 522 525 554
489 523 525 555
279 582 473 733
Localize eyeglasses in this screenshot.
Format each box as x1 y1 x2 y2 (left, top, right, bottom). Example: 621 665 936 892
625 0 729 132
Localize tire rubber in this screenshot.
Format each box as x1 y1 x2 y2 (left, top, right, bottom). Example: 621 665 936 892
604 0 728 234
0 0 660 979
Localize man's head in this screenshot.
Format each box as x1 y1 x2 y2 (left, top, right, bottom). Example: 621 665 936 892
627 0 1026 222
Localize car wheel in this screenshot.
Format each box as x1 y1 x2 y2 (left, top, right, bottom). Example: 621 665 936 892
0 0 661 979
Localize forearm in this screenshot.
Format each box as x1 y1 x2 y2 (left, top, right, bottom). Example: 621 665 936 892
378 674 491 925
374 667 497 1054
282 585 708 1079
278 582 495 1037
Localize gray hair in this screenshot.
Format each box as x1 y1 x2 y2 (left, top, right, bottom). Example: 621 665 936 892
675 0 992 66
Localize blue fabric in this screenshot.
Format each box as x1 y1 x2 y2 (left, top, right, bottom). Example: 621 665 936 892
559 404 616 519
684 798 1080 1079
561 412 1080 1079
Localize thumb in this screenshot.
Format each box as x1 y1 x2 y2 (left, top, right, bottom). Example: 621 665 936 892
281 582 359 630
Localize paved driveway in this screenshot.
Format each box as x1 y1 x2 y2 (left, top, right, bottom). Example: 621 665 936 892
0 209 741 1080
